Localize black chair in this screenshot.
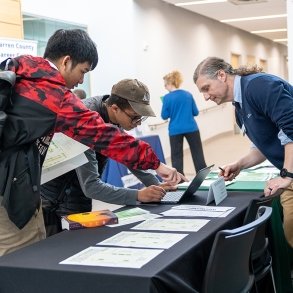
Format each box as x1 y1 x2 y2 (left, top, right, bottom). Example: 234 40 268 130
201 206 272 293
243 195 279 293
243 194 278 224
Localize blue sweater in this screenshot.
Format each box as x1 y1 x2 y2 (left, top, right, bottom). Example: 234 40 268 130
161 89 199 136
237 73 293 169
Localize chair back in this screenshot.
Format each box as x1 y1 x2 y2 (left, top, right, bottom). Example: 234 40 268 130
243 194 277 224
243 195 278 259
202 206 272 293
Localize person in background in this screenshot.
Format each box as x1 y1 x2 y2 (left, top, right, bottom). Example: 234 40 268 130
42 79 175 236
0 29 185 256
73 88 87 99
193 56 293 248
161 70 207 175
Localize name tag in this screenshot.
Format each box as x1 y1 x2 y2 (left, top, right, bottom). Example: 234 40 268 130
206 177 228 205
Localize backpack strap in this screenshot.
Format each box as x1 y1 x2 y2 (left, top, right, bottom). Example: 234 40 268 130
43 171 77 213
0 58 19 149
0 57 19 71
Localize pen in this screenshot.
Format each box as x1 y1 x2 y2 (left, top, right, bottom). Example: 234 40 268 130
218 167 225 172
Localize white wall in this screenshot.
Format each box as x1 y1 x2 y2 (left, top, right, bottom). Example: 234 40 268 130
132 0 287 157
21 0 288 159
21 0 136 95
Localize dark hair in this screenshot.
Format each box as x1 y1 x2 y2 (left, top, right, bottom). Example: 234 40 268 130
105 94 131 110
43 29 98 70
73 89 87 99
193 57 263 83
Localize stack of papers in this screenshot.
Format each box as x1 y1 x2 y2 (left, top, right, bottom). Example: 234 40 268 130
97 231 188 249
235 171 275 181
161 205 235 218
131 218 209 232
41 133 89 184
60 246 163 269
108 207 161 227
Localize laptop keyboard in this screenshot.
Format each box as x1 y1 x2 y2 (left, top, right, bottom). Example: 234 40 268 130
161 190 184 202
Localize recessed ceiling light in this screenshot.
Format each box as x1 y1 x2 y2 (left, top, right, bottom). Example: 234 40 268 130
251 28 287 34
175 0 227 6
221 14 287 23
273 38 288 42
228 0 267 4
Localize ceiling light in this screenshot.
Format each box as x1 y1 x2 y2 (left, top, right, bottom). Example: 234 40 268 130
228 0 267 4
251 28 287 34
175 0 227 6
221 14 287 23
273 38 288 42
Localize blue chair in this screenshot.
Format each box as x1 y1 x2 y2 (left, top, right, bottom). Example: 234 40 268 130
201 206 272 293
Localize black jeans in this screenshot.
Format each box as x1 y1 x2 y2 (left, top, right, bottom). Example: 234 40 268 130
169 130 206 175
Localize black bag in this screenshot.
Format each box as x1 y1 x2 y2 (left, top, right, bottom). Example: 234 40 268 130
0 59 17 141
42 172 76 237
42 201 63 237
0 58 41 229
0 143 41 229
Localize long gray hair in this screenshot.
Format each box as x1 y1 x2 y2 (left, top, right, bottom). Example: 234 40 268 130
193 57 263 83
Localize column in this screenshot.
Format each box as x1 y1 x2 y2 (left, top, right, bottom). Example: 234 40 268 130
287 0 293 83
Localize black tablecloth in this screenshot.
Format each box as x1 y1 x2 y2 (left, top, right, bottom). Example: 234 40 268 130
0 191 262 293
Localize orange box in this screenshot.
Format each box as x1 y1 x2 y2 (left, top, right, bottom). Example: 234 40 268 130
61 210 118 230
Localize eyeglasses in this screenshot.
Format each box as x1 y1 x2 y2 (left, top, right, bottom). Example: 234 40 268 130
120 108 148 124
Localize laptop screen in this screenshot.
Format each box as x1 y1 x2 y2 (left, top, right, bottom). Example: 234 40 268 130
181 165 214 198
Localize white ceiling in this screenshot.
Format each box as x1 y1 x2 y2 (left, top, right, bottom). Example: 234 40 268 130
161 0 287 46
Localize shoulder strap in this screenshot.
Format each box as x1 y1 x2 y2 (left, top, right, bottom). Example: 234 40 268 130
48 171 77 210
0 57 19 71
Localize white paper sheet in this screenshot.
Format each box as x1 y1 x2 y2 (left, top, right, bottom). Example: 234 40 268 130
91 200 123 212
201 179 234 188
131 218 209 232
235 171 274 181
206 177 228 205
161 205 235 218
42 133 89 168
41 152 88 184
97 231 188 249
109 213 161 227
41 133 89 184
60 246 163 269
108 207 161 227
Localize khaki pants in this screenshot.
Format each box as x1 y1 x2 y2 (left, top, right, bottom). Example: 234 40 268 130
280 184 293 248
0 197 46 256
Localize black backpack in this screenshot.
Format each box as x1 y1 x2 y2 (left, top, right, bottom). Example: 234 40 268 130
0 58 41 229
0 58 17 141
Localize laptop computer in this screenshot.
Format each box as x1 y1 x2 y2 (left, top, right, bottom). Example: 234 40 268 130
160 164 214 204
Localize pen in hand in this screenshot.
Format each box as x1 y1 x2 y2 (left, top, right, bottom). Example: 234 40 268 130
218 167 227 178
218 167 225 173
219 166 236 180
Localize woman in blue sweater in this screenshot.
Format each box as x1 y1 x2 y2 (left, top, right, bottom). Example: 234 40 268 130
161 70 206 175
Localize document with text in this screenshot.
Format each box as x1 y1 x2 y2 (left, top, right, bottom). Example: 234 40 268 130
161 205 235 218
41 133 89 184
131 218 209 232
60 246 163 269
108 207 161 227
97 231 188 249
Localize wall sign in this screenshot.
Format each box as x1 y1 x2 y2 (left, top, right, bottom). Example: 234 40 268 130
0 38 38 62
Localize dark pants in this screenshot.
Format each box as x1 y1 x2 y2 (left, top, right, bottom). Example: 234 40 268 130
170 130 206 175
